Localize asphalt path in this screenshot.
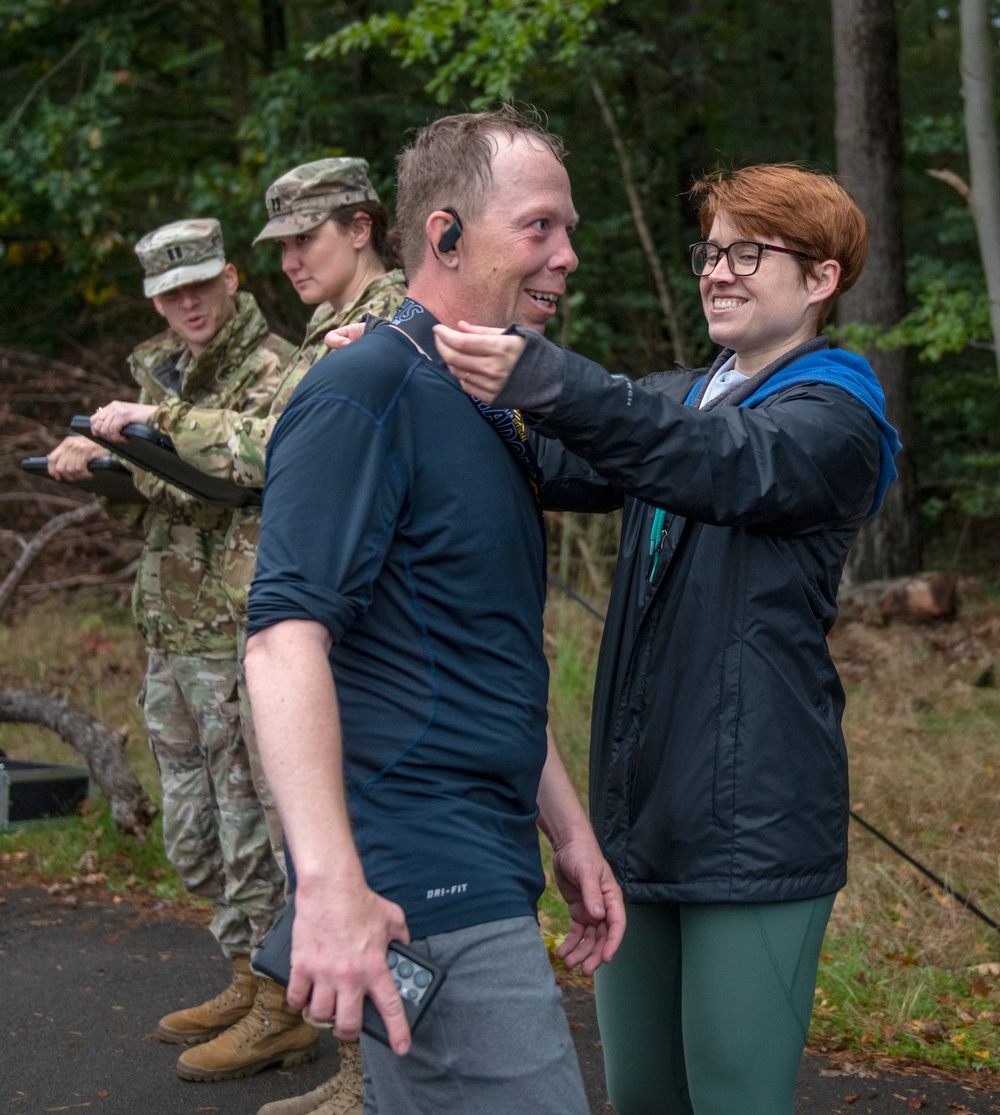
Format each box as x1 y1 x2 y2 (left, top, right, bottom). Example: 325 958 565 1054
2 882 998 1115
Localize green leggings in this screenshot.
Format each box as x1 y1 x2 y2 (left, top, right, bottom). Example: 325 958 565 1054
594 895 835 1115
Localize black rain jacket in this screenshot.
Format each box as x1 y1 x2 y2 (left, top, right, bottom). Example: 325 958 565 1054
533 341 882 904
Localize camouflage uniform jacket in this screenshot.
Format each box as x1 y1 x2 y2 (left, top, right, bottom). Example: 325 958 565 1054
128 291 293 656
155 270 407 623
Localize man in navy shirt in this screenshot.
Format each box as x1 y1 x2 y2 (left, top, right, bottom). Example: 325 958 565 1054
245 106 624 1113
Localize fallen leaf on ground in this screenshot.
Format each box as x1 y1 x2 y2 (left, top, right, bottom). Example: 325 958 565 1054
74 852 98 874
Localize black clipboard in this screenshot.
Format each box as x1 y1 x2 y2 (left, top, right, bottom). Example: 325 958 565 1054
21 456 147 503
70 415 262 510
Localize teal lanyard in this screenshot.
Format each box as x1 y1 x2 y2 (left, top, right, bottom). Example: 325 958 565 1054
648 507 667 581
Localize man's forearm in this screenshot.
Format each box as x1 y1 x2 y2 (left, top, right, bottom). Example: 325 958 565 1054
244 619 363 890
536 723 626 973
244 618 413 1050
535 724 594 850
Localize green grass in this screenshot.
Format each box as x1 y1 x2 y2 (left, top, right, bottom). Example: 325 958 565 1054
6 585 1000 1074
814 929 1000 1071
0 590 155 784
0 590 184 902
812 594 1000 1071
545 594 604 798
537 595 604 954
0 806 186 900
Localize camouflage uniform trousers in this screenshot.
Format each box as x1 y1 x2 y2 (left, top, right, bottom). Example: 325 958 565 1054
235 622 287 883
143 651 285 955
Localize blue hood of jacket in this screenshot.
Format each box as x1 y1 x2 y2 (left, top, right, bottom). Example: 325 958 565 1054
685 347 902 517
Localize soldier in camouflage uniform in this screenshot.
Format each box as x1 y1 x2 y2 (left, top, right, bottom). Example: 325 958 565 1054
51 220 318 1083
150 161 406 844
116 165 405 1115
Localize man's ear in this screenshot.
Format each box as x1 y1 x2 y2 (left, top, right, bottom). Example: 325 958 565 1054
222 261 240 295
150 295 167 320
425 211 461 268
807 259 841 305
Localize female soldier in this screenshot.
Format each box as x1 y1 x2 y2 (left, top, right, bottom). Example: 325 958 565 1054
434 164 900 1115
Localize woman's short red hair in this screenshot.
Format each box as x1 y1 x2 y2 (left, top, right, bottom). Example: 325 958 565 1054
690 164 869 329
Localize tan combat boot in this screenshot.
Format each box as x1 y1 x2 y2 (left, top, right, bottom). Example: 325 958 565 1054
157 954 257 1044
175 976 319 1081
256 1040 363 1115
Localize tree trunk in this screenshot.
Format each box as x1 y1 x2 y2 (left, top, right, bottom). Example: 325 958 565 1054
0 689 158 838
217 0 251 119
261 0 287 69
960 0 1000 383
832 0 921 581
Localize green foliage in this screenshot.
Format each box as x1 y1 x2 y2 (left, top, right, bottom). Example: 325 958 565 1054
835 256 993 366
906 112 966 158
884 281 991 362
0 0 440 351
310 0 613 104
834 235 1000 539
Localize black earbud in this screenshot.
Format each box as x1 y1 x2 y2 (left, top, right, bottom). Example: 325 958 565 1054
437 207 463 253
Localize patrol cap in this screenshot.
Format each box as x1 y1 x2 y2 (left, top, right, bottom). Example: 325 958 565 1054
135 218 226 298
253 157 380 245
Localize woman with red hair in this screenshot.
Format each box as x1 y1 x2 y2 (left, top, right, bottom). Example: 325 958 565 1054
434 164 900 1115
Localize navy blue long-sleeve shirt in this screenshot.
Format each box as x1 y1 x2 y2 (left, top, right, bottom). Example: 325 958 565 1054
248 313 550 938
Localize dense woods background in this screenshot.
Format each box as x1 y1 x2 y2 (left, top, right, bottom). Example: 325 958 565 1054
3 0 1000 578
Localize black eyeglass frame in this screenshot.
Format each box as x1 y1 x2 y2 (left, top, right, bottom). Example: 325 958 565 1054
688 240 817 278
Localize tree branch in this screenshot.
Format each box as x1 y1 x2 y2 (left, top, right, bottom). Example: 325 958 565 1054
926 167 973 205
2 37 86 138
0 504 103 616
19 562 139 597
585 65 688 365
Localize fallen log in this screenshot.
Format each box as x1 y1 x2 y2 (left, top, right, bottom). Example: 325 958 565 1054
0 688 158 838
837 572 959 625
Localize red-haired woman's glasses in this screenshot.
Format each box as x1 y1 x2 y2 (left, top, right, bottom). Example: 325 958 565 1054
689 241 816 278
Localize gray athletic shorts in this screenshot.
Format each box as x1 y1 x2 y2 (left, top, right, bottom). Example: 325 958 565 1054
361 915 589 1115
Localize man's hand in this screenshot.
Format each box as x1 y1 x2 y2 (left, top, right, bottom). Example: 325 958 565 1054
289 873 412 1054
89 401 156 443
433 321 526 404
46 436 106 482
536 723 625 976
324 322 366 350
551 834 626 976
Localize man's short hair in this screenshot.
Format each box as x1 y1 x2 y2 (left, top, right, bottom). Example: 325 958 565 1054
395 104 566 279
690 164 869 329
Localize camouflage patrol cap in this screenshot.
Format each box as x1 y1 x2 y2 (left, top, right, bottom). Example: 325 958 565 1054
253 157 380 245
135 218 226 298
